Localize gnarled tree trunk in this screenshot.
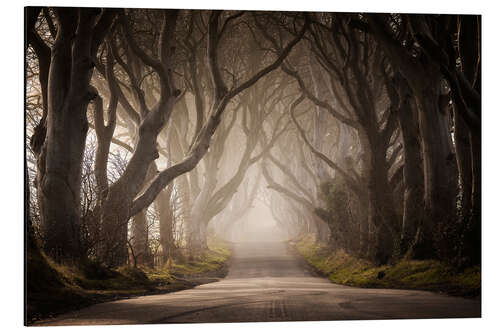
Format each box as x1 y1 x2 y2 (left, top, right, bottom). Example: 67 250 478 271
38 8 116 262
397 89 424 255
412 75 458 259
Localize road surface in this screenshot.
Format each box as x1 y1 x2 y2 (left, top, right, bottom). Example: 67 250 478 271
36 241 480 325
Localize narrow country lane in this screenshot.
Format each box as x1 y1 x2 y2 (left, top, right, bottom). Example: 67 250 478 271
36 241 480 326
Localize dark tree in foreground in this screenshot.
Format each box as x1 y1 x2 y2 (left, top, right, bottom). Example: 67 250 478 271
27 7 117 262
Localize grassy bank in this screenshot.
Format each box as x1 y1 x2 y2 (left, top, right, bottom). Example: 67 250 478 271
27 238 231 324
293 234 480 298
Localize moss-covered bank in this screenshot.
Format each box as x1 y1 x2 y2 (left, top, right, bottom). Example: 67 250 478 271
26 238 231 325
293 234 480 298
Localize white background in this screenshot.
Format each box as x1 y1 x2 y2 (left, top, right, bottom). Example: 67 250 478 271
3 0 498 331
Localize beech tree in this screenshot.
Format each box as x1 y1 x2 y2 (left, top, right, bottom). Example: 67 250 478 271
28 7 117 262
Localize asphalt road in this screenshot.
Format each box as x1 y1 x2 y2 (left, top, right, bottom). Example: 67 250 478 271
36 241 481 326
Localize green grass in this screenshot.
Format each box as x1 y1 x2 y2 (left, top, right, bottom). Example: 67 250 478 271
294 234 480 298
26 238 231 324
168 238 231 277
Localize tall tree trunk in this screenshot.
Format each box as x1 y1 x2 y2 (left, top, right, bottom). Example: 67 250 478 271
131 209 152 267
454 108 472 220
33 8 116 263
176 174 192 251
313 213 330 243
99 188 130 267
463 126 481 265
187 215 209 253
156 187 175 264
359 128 399 265
398 92 424 254
130 163 160 267
39 9 98 262
357 192 371 257
188 153 218 252
470 131 481 221
188 208 210 252
459 16 481 265
412 75 458 259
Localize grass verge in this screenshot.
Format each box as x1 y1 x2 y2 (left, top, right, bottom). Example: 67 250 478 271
26 238 231 325
292 234 480 298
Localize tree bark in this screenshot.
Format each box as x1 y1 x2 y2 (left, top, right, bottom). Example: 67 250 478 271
411 77 458 259
359 129 399 264
397 91 424 254
131 209 152 266
366 14 459 259
464 126 481 264
454 108 472 222
38 8 116 262
155 187 175 263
